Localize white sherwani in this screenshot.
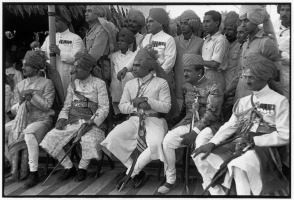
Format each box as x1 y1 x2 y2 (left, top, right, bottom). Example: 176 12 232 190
101 73 171 176
41 29 84 96
195 85 289 195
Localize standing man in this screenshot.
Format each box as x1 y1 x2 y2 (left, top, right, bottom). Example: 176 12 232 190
174 10 204 109
84 5 118 85
127 8 146 47
41 13 84 96
236 5 283 99
274 4 290 99
223 11 240 88
202 10 229 92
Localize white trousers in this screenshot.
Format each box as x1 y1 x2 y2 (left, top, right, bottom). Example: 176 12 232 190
163 125 214 184
24 134 39 172
123 147 152 178
55 149 90 170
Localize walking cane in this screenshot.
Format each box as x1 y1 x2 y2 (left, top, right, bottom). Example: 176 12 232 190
185 97 198 194
42 121 93 186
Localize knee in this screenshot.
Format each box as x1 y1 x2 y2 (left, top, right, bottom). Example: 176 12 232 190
24 134 38 146
162 134 175 149
193 153 208 168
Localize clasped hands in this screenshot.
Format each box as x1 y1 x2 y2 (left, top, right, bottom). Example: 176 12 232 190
132 97 151 110
19 89 34 104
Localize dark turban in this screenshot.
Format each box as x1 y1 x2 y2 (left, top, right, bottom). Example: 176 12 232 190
75 51 96 71
128 9 146 28
244 53 283 95
24 51 46 69
118 27 136 45
56 12 75 33
182 54 204 67
149 8 170 26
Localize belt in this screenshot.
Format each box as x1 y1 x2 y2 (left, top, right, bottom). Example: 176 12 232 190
72 100 98 114
130 112 159 118
205 67 223 73
257 125 277 135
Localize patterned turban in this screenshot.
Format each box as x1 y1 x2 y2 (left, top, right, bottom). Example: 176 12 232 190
118 27 136 45
244 53 277 82
180 10 201 32
224 11 239 28
91 5 111 21
75 51 96 71
149 8 170 26
128 9 146 28
134 48 159 71
24 51 46 69
169 19 178 37
239 5 268 25
182 54 204 67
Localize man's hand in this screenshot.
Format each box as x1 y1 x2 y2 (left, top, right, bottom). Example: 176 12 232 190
191 142 215 160
86 119 95 126
133 97 147 108
138 101 151 110
180 130 197 146
117 67 128 81
20 89 34 98
49 44 61 55
55 118 67 130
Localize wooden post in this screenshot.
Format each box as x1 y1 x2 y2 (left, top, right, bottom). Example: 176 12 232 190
48 5 56 69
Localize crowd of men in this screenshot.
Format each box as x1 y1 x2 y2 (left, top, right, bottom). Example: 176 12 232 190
4 4 290 196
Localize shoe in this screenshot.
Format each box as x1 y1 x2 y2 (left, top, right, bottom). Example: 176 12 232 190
116 171 131 191
58 166 76 181
75 169 87 182
22 171 39 189
133 171 146 189
158 182 176 194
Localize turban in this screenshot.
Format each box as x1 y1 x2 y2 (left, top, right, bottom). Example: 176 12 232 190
239 5 268 25
91 5 111 21
224 11 239 28
118 27 136 45
134 48 159 71
180 10 201 33
75 51 96 71
24 51 46 69
56 12 75 33
128 9 146 28
6 52 16 63
149 8 170 26
182 54 204 67
175 16 181 26
244 53 276 82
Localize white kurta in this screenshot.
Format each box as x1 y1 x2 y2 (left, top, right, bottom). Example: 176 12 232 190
274 20 290 99
101 74 171 163
206 85 289 195
41 29 84 96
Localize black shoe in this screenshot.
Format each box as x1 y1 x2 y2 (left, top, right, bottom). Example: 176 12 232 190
75 169 87 182
58 166 76 181
22 171 39 189
116 171 131 191
133 171 146 189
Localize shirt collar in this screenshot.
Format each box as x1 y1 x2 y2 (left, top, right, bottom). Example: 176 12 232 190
253 84 270 99
27 75 40 83
139 72 153 83
60 29 70 36
152 30 164 37
205 31 221 41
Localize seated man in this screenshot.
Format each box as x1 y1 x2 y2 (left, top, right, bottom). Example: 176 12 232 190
193 53 289 195
40 51 109 182
101 48 171 190
5 53 55 189
158 54 223 194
